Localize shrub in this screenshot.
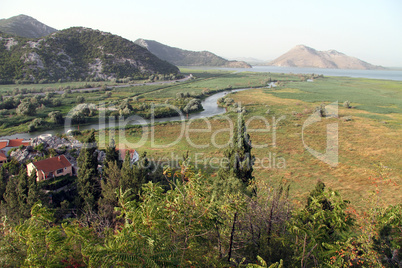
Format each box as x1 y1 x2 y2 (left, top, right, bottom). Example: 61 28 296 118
16 101 36 116
224 98 234 105
315 104 326 117
52 99 62 107
48 111 64 124
76 96 85 103
34 143 45 152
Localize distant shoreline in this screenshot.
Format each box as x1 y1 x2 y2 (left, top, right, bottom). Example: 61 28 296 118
204 66 402 81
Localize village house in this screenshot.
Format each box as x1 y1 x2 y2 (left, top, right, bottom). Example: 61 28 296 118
0 138 31 155
0 152 7 165
27 155 73 182
0 138 31 165
117 148 139 164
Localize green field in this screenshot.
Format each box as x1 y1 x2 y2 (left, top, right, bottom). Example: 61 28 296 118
0 70 297 136
87 69 402 210
268 77 402 114
1 69 401 210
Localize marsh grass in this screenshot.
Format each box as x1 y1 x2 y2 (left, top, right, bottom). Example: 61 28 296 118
268 77 402 114
98 81 401 210
1 70 400 210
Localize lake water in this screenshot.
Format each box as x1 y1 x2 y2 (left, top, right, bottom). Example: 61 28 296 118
217 66 402 81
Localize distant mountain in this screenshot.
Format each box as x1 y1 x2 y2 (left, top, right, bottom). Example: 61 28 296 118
0 27 179 83
135 39 251 68
0 14 57 38
269 45 384 70
231 57 271 66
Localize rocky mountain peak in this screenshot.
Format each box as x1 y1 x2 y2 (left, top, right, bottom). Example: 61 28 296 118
0 14 57 38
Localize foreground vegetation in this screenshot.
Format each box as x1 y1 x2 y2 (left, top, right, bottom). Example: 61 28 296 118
91 69 401 210
0 122 401 267
0 69 401 266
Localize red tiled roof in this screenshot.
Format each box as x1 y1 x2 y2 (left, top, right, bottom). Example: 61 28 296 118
0 152 7 161
8 139 30 147
0 141 8 150
116 148 136 161
32 155 72 173
0 139 30 150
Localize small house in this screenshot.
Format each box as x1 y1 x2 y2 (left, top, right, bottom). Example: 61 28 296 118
0 138 31 156
118 148 139 165
27 155 73 182
0 152 7 165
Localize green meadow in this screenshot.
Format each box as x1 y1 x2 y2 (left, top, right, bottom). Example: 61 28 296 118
91 69 401 210
1 69 401 209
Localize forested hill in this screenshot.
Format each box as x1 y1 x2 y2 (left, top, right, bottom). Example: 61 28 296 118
0 27 180 84
135 38 252 68
0 14 57 38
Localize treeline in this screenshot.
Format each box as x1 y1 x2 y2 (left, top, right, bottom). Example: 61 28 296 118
0 117 401 267
0 86 203 135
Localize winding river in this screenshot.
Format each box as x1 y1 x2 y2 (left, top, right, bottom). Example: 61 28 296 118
0 88 249 140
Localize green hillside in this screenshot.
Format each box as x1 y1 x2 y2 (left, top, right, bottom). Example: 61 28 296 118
135 38 252 68
0 27 180 84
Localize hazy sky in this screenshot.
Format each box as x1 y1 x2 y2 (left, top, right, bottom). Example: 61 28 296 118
1 0 401 66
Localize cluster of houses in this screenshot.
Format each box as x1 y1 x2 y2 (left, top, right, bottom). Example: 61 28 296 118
1 138 74 181
0 139 31 165
1 136 139 182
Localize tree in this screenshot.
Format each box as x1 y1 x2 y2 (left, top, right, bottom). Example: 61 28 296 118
216 113 255 195
77 131 100 213
26 170 44 211
120 151 137 194
48 111 63 124
52 98 62 107
289 181 354 267
372 204 402 267
0 167 6 202
133 151 150 187
235 181 293 266
104 139 120 169
2 169 32 221
99 160 121 223
16 101 36 116
76 96 85 103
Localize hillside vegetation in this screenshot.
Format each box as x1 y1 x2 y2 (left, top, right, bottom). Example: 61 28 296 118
0 27 180 84
135 38 252 68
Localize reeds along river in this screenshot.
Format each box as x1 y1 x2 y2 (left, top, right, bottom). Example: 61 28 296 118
0 88 249 140
3 66 401 140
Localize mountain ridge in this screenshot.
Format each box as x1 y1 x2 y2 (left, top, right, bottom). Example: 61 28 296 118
0 14 57 38
269 45 384 70
0 27 180 84
135 39 251 68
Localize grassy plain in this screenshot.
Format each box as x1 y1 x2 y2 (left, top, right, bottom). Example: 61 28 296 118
1 69 400 209
98 70 401 210
0 70 292 135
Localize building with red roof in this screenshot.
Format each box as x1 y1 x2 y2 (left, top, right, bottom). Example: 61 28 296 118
0 152 7 165
27 155 73 182
0 138 31 156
